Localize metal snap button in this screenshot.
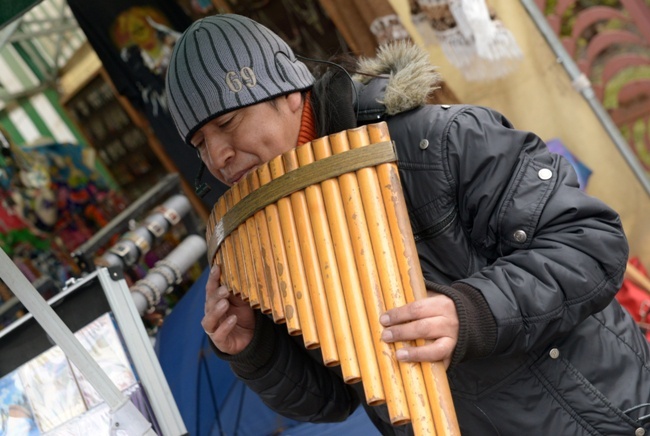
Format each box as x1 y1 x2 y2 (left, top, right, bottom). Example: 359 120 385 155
419 139 429 150
635 427 645 436
538 168 553 180
513 230 527 243
549 348 560 359
441 104 450 109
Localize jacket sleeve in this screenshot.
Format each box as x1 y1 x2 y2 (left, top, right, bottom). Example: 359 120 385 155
442 106 629 357
214 312 360 422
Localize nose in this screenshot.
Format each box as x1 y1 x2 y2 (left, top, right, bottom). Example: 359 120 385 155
203 134 234 176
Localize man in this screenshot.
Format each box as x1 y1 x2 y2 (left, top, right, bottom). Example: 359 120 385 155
166 14 650 435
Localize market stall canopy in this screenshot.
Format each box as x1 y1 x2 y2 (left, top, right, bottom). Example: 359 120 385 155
0 0 42 29
0 0 86 103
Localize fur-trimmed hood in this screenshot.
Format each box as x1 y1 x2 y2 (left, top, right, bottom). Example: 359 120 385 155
353 41 441 117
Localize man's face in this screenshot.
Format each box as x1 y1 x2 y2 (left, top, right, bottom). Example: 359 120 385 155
190 92 304 187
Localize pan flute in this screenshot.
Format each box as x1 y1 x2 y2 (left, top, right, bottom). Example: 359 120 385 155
206 122 459 436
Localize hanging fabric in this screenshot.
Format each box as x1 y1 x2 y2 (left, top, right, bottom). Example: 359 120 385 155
412 0 523 81
617 258 650 342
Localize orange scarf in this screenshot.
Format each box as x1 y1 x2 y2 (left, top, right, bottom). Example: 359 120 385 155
297 91 317 147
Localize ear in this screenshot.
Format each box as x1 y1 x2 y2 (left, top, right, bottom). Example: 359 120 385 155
286 91 304 114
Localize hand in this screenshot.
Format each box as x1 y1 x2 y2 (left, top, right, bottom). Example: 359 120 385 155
379 292 459 368
201 266 256 355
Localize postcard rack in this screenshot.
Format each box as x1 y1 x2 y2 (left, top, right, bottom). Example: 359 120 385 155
0 263 187 435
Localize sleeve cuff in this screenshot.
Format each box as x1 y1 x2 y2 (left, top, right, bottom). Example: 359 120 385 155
425 279 497 367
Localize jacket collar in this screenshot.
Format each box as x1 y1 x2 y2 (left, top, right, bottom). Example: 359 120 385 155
353 41 442 122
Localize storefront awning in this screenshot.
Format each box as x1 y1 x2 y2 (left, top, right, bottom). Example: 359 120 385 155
0 0 42 29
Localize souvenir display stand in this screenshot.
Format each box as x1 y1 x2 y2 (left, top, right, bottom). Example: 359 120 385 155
0 171 208 435
1 172 205 330
0 254 187 435
70 172 204 274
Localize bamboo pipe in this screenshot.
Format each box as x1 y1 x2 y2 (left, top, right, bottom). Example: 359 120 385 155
316 133 385 405
248 170 286 323
222 192 242 295
367 122 460 436
268 155 320 349
344 127 435 436
257 163 301 335
296 140 361 380
239 175 268 312
284 147 339 365
232 181 258 307
226 190 248 298
330 129 410 425
216 249 226 287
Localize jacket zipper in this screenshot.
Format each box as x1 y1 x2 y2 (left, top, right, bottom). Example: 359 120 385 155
413 208 457 242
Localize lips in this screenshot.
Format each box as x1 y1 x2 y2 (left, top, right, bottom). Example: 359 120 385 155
229 166 256 185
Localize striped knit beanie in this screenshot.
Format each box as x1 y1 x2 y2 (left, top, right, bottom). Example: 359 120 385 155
166 14 315 145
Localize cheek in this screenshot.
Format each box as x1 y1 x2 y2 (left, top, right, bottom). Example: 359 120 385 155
256 135 296 163
238 116 293 161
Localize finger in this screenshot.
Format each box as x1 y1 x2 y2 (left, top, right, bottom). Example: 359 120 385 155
204 314 239 353
380 295 455 327
210 314 238 346
204 267 222 313
202 294 231 333
209 264 221 281
204 286 230 314
205 266 221 296
381 315 458 344
393 337 455 366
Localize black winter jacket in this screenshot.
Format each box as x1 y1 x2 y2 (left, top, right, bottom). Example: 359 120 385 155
218 44 650 435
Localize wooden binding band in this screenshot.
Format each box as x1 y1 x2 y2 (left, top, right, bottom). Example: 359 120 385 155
208 140 396 262
205 124 460 435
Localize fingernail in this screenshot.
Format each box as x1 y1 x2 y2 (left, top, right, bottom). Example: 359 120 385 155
381 329 393 342
216 299 228 311
396 349 408 360
226 314 237 325
379 314 390 325
210 266 218 275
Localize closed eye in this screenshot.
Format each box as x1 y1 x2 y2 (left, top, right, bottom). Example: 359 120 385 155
217 118 232 129
216 111 240 130
193 140 206 158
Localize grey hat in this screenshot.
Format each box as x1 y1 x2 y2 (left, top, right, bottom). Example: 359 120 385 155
166 14 315 145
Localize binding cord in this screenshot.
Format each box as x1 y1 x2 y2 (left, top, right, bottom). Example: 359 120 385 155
624 403 650 424
295 54 359 120
194 149 212 198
